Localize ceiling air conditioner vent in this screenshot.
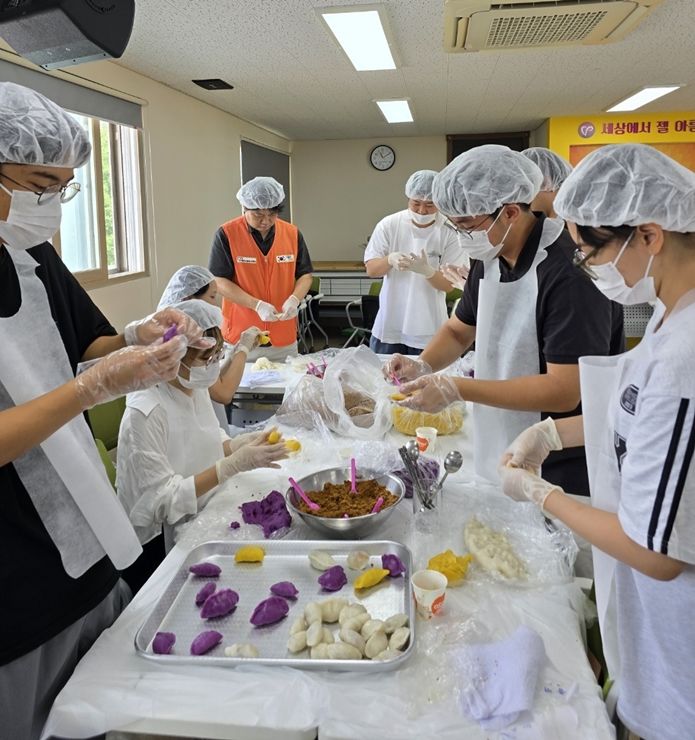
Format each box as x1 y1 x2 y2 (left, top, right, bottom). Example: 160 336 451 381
443 0 666 52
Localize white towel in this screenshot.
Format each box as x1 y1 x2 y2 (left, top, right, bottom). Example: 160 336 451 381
454 625 546 730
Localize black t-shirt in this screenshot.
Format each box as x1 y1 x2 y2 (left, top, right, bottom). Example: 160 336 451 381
208 222 313 281
0 242 119 665
455 214 626 494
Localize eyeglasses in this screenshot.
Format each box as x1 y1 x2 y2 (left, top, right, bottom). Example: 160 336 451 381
572 247 599 279
0 172 81 205
444 213 495 239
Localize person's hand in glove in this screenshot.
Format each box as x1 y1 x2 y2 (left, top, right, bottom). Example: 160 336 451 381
382 353 432 383
74 336 188 409
223 427 274 455
500 418 563 473
397 374 462 413
215 434 288 483
124 308 209 348
499 466 562 510
387 252 413 271
441 263 470 290
255 300 280 322
407 249 436 278
278 294 300 320
236 326 263 356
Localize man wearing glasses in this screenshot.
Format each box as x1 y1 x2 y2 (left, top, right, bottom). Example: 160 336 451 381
208 176 313 361
386 145 624 495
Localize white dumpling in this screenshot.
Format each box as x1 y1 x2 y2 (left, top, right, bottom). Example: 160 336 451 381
311 644 330 659
322 627 335 645
326 643 362 660
224 643 259 658
342 613 370 632
308 550 336 571
365 631 388 659
361 619 385 640
338 627 365 655
338 603 367 625
287 631 307 654
389 627 410 651
373 648 403 661
346 549 371 570
289 616 307 635
304 602 322 625
383 613 409 635
320 597 348 623
306 621 324 648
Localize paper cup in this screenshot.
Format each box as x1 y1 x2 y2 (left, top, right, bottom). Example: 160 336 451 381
411 569 447 619
416 426 438 453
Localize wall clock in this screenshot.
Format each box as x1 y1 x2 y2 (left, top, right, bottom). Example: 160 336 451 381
369 144 395 171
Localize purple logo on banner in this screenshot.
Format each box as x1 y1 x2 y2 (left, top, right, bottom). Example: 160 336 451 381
578 122 596 139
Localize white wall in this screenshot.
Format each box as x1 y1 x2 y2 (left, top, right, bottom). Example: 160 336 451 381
0 48 290 330
291 137 446 262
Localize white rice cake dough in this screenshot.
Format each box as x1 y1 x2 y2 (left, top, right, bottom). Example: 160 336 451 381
464 517 527 580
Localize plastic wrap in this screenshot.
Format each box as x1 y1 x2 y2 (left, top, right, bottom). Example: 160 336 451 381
391 404 465 436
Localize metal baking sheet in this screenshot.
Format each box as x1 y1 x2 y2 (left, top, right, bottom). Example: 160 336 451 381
135 539 414 672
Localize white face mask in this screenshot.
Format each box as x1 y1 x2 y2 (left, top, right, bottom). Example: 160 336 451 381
590 231 657 306
457 210 512 262
178 359 220 389
410 210 436 226
0 183 63 250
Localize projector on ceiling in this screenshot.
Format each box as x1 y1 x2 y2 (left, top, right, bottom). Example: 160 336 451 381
0 0 135 69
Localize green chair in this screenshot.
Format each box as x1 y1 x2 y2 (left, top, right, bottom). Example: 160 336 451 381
87 396 126 451
95 438 117 489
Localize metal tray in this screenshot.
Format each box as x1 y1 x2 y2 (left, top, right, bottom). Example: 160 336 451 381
135 539 414 672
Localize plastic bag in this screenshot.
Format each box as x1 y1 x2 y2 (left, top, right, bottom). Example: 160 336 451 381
277 346 393 440
391 404 465 436
323 345 393 439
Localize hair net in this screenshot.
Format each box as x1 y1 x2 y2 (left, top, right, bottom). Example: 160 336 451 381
237 176 285 209
0 82 91 168
431 145 543 217
555 143 695 233
521 147 572 192
405 170 438 200
158 265 215 309
171 299 222 333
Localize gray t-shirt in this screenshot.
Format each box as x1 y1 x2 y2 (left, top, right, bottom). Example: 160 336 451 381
611 295 695 738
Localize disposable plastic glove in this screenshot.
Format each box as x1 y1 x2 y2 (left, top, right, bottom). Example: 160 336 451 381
236 326 263 356
499 466 562 509
279 294 300 320
215 436 288 483
407 249 436 278
74 336 188 410
397 374 462 413
500 417 563 473
225 428 269 455
255 300 280 322
387 252 413 271
124 307 208 348
383 353 432 383
441 263 470 290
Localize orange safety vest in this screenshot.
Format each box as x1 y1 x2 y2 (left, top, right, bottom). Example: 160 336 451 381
220 215 299 346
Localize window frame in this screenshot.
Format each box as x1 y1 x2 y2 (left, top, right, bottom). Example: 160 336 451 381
53 117 149 288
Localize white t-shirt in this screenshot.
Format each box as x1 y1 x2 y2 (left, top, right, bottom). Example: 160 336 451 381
116 383 229 547
364 210 467 349
610 293 695 739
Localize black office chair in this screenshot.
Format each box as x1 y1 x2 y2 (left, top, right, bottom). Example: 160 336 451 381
342 294 379 348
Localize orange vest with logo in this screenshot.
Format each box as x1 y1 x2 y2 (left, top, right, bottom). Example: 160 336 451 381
220 216 299 346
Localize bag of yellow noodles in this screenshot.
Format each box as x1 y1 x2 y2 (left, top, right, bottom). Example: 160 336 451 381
390 395 464 436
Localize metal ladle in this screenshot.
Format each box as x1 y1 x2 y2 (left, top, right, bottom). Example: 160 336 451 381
405 438 420 461
437 450 463 491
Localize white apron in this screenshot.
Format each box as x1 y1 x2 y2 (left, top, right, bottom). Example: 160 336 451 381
579 302 663 700
0 248 141 577
472 217 564 482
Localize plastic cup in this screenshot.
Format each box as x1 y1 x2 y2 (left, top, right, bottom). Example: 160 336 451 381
411 569 447 619
416 426 438 453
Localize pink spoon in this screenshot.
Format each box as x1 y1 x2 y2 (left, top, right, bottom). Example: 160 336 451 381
350 458 357 493
289 477 320 511
371 496 384 514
